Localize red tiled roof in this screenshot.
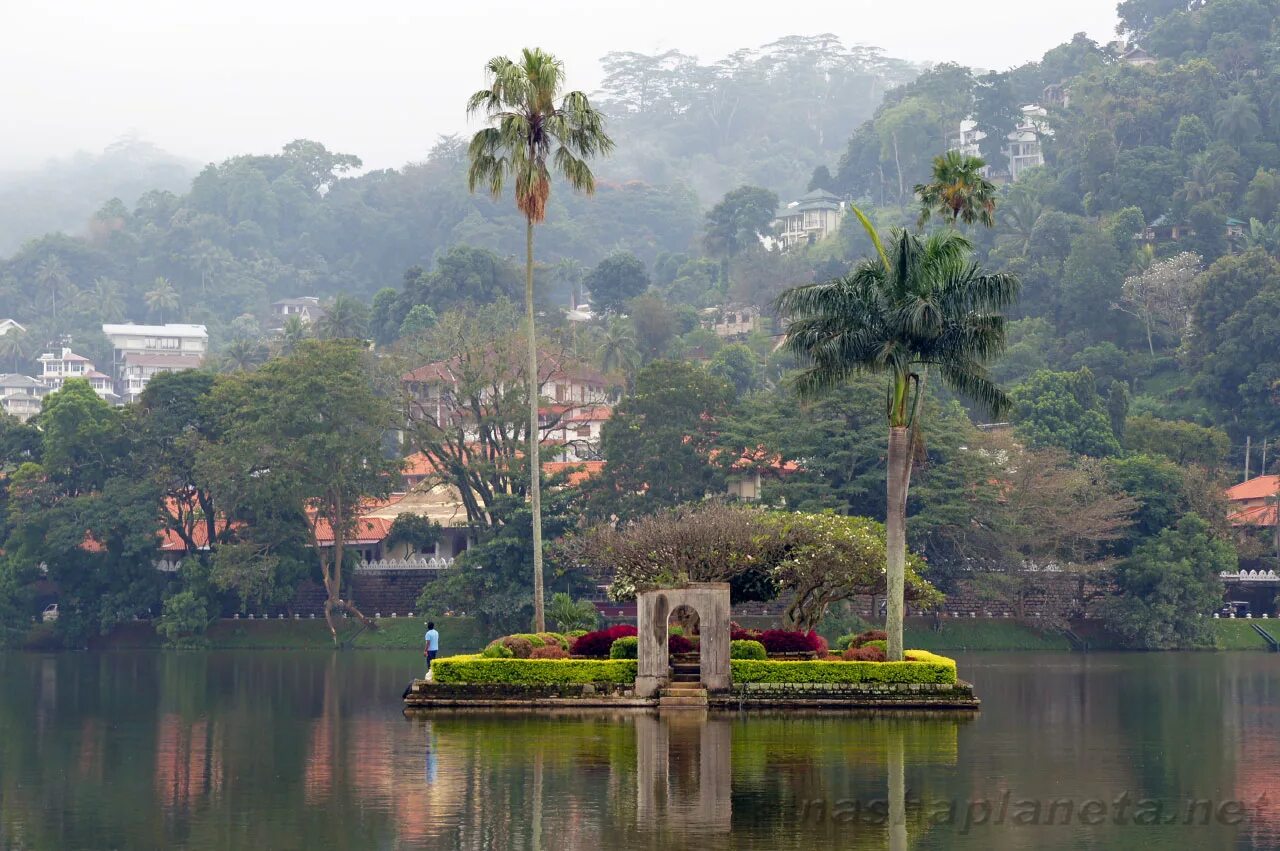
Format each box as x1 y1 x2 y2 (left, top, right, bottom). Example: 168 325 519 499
313 515 396 545
1229 504 1278 527
544 460 605 486
1226 475 1280 502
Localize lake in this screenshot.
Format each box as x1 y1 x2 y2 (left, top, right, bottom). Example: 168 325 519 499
1 651 1276 850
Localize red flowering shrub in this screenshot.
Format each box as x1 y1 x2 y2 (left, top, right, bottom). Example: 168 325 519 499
853 629 887 648
570 624 638 657
843 645 886 661
530 645 570 659
668 634 696 654
730 622 761 641
501 636 534 658
757 629 825 654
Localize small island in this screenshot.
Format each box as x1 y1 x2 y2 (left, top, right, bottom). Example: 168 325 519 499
404 585 979 712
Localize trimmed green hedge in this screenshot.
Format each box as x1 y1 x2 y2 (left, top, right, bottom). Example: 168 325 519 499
731 650 957 685
432 655 638 685
730 639 767 660
609 636 639 659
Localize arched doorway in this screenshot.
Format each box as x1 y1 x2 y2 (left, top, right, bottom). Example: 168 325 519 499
634 583 731 698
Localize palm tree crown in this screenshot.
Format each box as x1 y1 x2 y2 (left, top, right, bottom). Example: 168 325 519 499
144 277 180 323
777 227 1020 423
466 48 614 220
914 151 997 229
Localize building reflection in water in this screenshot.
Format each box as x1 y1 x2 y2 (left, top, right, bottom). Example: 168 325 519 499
636 713 732 835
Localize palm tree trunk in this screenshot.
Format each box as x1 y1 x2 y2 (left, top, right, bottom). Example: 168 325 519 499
885 425 909 662
526 215 546 633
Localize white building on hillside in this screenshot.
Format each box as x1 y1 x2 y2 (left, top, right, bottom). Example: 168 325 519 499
270 297 325 330
0 373 47 422
0 319 26 337
771 189 846 250
102 323 208 401
38 348 116 400
948 104 1050 182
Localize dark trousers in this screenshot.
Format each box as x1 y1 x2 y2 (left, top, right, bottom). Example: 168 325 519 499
425 650 438 673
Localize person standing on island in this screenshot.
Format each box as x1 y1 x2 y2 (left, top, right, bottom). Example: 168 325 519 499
424 621 439 677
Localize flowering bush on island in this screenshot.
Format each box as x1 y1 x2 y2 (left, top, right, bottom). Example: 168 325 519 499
571 624 638 657
730 624 826 655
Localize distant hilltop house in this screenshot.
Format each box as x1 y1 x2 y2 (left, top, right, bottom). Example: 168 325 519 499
949 104 1050 183
0 373 47 422
0 319 26 337
700 304 762 339
1121 45 1157 67
269 297 326 331
102 323 208 402
38 348 118 402
1136 215 1246 247
771 189 846 250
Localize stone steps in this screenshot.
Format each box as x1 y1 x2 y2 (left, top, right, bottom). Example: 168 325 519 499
658 690 708 708
665 680 703 691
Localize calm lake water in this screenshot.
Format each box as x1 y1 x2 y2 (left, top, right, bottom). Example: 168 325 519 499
1 651 1278 850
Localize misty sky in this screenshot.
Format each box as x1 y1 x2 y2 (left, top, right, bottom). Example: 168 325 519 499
5 0 1120 172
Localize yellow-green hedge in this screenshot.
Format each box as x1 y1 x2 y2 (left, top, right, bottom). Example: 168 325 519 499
432 655 638 685
730 650 957 685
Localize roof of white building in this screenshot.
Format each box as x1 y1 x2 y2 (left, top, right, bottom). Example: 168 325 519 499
102 323 209 339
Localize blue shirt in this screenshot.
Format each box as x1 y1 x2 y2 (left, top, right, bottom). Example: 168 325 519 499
424 629 439 652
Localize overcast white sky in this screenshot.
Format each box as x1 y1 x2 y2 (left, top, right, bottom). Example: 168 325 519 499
4 0 1120 172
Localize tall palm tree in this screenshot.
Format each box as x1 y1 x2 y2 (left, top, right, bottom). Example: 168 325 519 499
144 277 180 323
0 328 31 372
35 256 71 322
914 150 997 229
466 47 613 632
597 316 640 393
315 295 370 341
776 217 1019 660
91 277 125 322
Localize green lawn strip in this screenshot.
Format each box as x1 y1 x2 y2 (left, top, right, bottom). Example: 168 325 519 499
902 617 1072 651
353 616 492 652
1210 619 1274 650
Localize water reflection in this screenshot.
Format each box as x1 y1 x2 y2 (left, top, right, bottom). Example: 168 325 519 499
1 652 1277 849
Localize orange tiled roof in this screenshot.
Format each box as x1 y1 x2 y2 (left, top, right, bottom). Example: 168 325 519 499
1229 503 1278 527
1226 475 1280 501
544 460 605 486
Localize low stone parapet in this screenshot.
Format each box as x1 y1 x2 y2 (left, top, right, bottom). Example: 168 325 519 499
709 679 980 710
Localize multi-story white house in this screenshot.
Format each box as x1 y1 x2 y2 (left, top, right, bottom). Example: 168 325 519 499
269 297 325 330
700 304 761 339
0 374 47 422
772 189 846 250
38 348 116 400
102 323 208 401
948 105 1050 182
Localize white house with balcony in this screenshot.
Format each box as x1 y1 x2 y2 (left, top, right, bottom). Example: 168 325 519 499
102 323 207 401
771 189 846 250
948 105 1050 182
38 348 116 400
269 297 325 331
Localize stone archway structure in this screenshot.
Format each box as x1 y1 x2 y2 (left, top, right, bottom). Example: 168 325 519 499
635 583 731 698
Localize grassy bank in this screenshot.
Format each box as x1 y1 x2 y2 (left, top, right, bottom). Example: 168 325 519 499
902 618 1073 651
1210 619 1275 650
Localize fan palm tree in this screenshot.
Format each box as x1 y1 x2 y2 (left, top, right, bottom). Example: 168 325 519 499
1178 152 1237 207
144 277 180 323
775 214 1019 660
315 294 370 341
1215 93 1261 147
597 317 640 394
35 256 71 322
998 184 1043 257
279 314 310 355
1243 217 1280 257
466 47 613 632
0 327 31 372
221 338 267 372
914 150 997 229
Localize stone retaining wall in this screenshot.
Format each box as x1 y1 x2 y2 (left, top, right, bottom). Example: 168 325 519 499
711 680 979 709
